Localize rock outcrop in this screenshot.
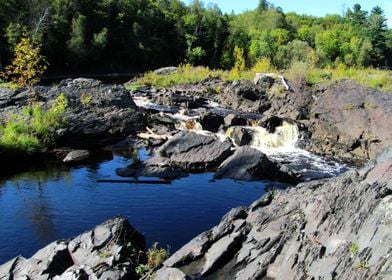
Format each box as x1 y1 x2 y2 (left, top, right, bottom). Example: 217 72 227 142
309 80 392 160
0 217 146 280
0 78 147 148
155 149 392 279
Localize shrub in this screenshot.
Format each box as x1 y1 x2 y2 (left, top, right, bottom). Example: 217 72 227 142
252 58 274 73
1 37 47 88
0 93 67 153
230 46 246 79
135 242 169 278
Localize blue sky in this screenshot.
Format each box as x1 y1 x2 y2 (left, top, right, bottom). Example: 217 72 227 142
188 0 392 27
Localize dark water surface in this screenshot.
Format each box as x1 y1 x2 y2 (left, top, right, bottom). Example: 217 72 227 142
0 150 268 263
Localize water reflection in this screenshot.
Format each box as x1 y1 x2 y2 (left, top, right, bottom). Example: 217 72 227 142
23 182 56 244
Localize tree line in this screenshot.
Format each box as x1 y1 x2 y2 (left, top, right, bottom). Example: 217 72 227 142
0 0 391 75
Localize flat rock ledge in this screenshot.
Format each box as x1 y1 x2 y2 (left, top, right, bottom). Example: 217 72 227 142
0 217 145 280
155 149 392 280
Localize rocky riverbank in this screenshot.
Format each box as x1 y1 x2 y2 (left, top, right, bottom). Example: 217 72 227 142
154 147 392 279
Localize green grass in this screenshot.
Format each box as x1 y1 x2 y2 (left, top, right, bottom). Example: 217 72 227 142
135 242 169 278
134 64 255 88
349 243 359 255
284 63 392 91
0 93 67 154
125 82 144 91
133 63 392 92
0 82 20 90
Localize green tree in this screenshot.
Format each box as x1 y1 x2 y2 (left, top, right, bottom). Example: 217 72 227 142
67 14 88 61
367 6 387 66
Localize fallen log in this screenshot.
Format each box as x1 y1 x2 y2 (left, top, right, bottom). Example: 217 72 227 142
97 179 171 184
137 132 169 141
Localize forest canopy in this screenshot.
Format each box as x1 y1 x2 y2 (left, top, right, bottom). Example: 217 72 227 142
0 0 391 74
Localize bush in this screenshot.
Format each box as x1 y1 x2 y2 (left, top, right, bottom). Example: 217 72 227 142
1 37 47 88
135 242 169 278
252 58 275 73
0 93 67 154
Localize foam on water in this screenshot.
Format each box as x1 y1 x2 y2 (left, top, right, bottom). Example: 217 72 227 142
247 121 299 154
243 121 349 180
133 95 178 113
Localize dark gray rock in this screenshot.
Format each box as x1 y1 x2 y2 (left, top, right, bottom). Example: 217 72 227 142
199 112 224 132
263 75 313 120
214 80 270 113
214 147 275 181
155 150 392 279
63 150 90 163
224 113 247 126
116 156 188 179
261 116 284 133
157 131 215 158
157 131 233 172
214 146 301 183
0 217 145 280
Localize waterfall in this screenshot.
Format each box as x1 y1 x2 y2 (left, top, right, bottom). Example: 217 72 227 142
247 121 299 154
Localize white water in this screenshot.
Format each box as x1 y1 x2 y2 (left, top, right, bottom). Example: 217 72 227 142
246 121 299 154
229 121 350 180
132 93 349 180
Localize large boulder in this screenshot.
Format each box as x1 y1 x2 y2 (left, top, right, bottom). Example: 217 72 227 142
0 217 146 279
309 80 392 160
155 149 392 279
199 112 224 132
157 131 233 172
214 146 301 183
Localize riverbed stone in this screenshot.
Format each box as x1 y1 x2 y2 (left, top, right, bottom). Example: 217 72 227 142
116 156 188 179
0 79 147 149
63 150 90 163
199 112 224 132
157 131 233 172
214 146 272 181
214 146 301 183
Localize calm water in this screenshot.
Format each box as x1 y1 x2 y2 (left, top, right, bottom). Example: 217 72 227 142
0 150 269 263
